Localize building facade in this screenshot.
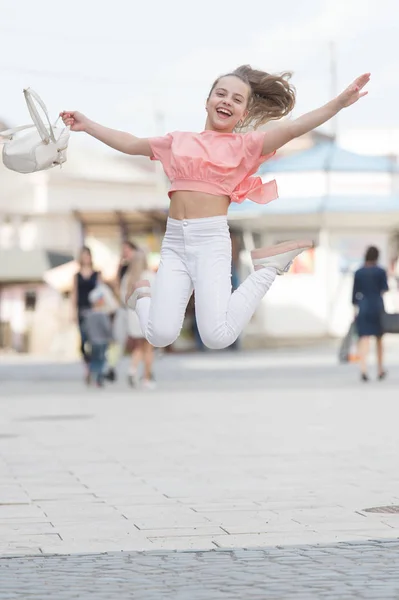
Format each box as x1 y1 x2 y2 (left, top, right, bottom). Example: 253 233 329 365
2 130 398 353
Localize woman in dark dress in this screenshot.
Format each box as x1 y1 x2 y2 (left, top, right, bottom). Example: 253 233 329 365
71 247 101 382
352 246 388 381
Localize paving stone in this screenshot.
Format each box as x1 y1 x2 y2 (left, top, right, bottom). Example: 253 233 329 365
1 346 399 597
2 545 399 598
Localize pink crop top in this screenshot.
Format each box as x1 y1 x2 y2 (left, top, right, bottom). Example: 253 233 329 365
148 130 277 205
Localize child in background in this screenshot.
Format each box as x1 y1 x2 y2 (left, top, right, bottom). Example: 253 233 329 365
85 288 113 387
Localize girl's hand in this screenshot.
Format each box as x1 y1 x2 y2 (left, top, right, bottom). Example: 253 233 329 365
337 73 370 109
60 111 90 132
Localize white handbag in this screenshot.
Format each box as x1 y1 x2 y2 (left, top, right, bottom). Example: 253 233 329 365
0 88 70 174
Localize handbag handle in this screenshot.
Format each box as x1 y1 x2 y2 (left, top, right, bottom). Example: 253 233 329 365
0 124 36 139
0 118 66 141
23 88 56 144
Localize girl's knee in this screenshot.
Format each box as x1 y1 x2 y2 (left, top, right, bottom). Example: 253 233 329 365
199 328 233 350
147 321 181 348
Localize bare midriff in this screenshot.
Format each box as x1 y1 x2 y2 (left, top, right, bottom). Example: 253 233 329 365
169 191 230 220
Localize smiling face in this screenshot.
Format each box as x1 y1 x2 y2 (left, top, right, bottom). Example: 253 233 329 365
205 75 251 132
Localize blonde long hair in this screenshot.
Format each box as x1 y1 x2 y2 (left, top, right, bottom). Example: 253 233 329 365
125 249 148 288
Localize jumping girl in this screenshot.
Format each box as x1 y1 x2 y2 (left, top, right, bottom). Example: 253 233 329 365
61 66 370 350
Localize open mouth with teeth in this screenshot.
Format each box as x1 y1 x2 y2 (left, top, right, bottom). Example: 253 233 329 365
216 107 232 119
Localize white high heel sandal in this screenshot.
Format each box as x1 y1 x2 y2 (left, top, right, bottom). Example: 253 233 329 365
125 279 151 310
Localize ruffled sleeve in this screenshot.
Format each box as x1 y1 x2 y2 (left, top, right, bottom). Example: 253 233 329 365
244 130 276 163
148 133 173 162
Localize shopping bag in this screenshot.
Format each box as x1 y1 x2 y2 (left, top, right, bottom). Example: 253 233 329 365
107 342 121 368
338 322 358 363
381 311 399 334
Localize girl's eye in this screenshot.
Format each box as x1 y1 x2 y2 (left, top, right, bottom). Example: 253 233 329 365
235 98 242 104
216 92 225 97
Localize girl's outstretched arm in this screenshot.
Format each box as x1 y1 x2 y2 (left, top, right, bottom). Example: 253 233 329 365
60 111 152 156
261 73 370 155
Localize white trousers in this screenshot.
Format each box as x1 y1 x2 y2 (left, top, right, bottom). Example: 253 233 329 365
135 216 276 350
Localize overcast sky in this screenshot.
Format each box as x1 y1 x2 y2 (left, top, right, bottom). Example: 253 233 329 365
1 0 398 148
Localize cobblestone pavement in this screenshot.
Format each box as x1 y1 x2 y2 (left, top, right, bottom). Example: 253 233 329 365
2 543 399 599
1 344 399 598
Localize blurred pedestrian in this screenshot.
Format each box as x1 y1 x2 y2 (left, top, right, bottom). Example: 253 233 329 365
112 241 138 383
85 287 113 387
118 241 138 289
121 249 156 389
352 246 388 381
71 246 101 383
